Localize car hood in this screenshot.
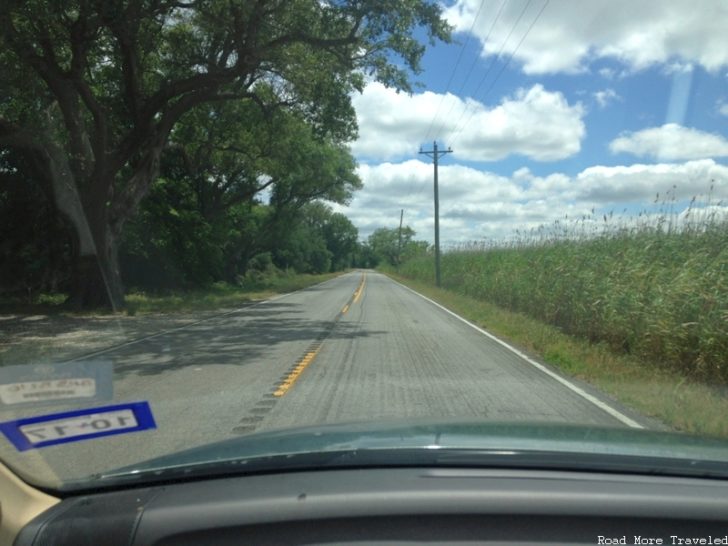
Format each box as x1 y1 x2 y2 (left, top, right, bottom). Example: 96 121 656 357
89 419 728 489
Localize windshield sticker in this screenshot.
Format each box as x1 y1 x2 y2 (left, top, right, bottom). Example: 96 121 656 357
0 361 114 407
0 401 156 451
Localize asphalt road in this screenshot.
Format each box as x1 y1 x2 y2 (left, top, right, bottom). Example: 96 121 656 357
0 271 650 486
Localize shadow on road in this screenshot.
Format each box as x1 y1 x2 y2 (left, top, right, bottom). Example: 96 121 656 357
100 302 384 377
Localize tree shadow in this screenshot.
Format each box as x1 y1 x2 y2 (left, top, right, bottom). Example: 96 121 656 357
96 303 385 377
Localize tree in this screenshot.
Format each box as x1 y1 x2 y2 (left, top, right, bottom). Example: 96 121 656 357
0 0 450 309
270 202 359 274
130 101 363 284
368 226 415 267
352 242 379 269
119 175 224 289
0 148 74 297
323 213 359 270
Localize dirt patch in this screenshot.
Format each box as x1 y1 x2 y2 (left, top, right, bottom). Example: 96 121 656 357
0 308 241 367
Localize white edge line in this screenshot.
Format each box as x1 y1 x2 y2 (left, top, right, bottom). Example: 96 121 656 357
65 272 356 362
388 276 644 429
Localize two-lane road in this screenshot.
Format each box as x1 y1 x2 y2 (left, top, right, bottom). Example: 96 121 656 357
0 271 649 484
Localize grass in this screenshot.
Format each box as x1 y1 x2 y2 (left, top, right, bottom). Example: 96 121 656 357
390 200 728 438
1 271 345 316
124 271 345 314
385 272 728 439
400 208 728 384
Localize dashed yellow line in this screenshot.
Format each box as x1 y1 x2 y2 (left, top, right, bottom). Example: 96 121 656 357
274 347 322 397
353 273 366 304
341 273 366 314
275 272 367 397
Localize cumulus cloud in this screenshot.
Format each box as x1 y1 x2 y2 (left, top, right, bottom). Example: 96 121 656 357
609 124 728 160
340 159 728 243
351 82 584 162
444 0 728 74
574 159 728 202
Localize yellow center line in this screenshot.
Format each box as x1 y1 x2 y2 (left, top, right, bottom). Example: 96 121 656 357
275 273 368 397
342 272 366 314
352 272 366 304
274 347 322 397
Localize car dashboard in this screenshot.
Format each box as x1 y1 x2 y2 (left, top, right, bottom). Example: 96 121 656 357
14 466 728 545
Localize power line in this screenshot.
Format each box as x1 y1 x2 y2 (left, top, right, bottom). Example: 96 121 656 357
424 0 488 142
449 0 549 149
431 0 510 141
444 0 535 144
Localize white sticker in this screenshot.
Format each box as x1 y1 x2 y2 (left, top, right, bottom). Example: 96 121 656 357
19 409 137 445
0 378 97 405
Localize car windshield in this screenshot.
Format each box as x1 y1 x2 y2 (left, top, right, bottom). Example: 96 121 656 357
1 0 727 492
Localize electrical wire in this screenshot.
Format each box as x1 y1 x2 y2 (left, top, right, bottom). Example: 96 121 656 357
448 0 550 148
444 0 535 146
424 0 488 143
431 0 510 141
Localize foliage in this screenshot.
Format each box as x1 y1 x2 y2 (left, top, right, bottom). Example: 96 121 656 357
389 273 728 439
399 209 728 384
367 226 428 267
0 0 450 308
120 177 225 290
0 148 74 297
121 178 360 288
123 271 343 314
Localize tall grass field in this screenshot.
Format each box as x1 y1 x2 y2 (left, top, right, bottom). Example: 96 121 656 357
399 206 728 384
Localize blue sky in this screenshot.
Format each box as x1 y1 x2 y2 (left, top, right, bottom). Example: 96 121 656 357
335 0 728 244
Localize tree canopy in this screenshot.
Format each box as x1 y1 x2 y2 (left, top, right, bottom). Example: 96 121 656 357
0 0 450 308
366 226 429 268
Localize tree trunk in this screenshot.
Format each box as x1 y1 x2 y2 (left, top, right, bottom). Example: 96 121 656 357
67 224 125 311
40 143 125 310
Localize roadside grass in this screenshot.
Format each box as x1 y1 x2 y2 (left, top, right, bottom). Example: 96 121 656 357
0 292 69 315
0 271 345 316
125 271 345 314
384 272 728 439
400 207 728 385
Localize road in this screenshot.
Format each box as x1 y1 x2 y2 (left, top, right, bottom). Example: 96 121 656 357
0 271 649 485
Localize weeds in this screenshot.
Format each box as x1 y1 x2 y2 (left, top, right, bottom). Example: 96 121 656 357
124 271 343 314
400 198 728 384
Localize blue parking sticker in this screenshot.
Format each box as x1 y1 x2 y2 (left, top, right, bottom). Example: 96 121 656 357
0 401 156 451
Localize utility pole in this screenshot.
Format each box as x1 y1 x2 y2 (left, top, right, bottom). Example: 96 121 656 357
419 141 452 287
397 209 404 271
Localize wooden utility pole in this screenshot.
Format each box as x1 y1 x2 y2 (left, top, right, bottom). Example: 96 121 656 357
397 209 404 271
419 141 452 287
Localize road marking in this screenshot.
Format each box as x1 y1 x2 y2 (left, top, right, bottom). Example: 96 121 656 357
341 273 365 315
389 276 644 429
353 273 366 304
274 347 322 397
273 272 367 398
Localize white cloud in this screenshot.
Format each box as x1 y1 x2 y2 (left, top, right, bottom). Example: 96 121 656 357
574 159 728 203
340 159 728 243
718 101 728 117
351 82 585 162
609 124 728 160
593 88 620 108
350 86 444 160
444 0 728 74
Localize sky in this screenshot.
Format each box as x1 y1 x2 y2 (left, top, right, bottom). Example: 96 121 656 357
335 0 728 245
